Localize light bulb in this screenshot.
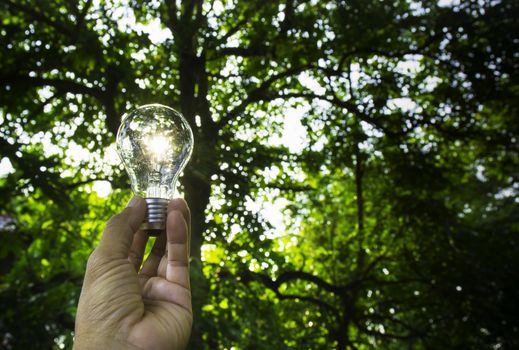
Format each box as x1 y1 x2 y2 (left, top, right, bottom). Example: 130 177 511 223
116 104 194 236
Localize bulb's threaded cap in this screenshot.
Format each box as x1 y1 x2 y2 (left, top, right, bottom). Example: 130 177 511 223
141 198 168 236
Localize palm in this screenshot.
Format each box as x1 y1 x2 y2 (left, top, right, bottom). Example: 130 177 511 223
131 267 192 349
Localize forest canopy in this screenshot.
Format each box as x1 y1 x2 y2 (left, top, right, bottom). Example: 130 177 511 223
0 0 518 349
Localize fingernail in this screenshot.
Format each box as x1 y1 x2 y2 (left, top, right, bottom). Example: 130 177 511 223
127 196 140 207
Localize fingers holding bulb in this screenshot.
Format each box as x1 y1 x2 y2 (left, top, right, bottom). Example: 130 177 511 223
139 232 166 282
128 229 148 271
98 196 146 259
168 198 191 253
137 198 191 288
155 203 190 282
166 210 190 288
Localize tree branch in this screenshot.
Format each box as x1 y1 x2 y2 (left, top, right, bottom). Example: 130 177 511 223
217 65 312 129
4 0 76 39
75 0 93 35
242 270 341 316
214 46 270 58
264 183 314 192
266 91 404 139
360 313 426 338
1 74 104 99
164 0 179 36
1 73 122 134
275 270 348 294
182 0 198 22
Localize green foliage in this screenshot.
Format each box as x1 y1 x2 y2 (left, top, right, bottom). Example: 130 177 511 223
1 0 518 349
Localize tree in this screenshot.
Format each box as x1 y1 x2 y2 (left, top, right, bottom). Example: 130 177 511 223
1 0 517 349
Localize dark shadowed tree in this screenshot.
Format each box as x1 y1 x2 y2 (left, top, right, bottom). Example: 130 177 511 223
0 0 517 349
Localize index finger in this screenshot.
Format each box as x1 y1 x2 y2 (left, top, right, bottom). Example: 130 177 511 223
98 196 146 259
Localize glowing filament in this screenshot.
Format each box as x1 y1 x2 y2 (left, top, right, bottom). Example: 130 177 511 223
147 135 170 162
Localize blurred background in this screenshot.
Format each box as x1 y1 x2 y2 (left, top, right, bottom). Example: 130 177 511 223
0 0 518 349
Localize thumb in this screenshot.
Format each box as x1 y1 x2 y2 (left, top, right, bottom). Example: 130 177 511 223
98 196 146 259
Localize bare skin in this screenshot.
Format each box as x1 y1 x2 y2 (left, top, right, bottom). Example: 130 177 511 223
74 196 192 350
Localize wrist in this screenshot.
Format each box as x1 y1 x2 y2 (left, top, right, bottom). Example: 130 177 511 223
73 334 142 350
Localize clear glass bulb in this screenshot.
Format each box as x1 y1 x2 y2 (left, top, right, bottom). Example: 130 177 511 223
116 104 194 235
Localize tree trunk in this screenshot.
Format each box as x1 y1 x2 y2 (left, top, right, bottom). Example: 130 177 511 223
176 16 218 347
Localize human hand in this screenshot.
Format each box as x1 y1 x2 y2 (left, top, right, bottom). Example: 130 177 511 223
74 196 192 350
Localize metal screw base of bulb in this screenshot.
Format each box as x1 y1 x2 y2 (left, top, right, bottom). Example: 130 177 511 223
141 198 169 236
